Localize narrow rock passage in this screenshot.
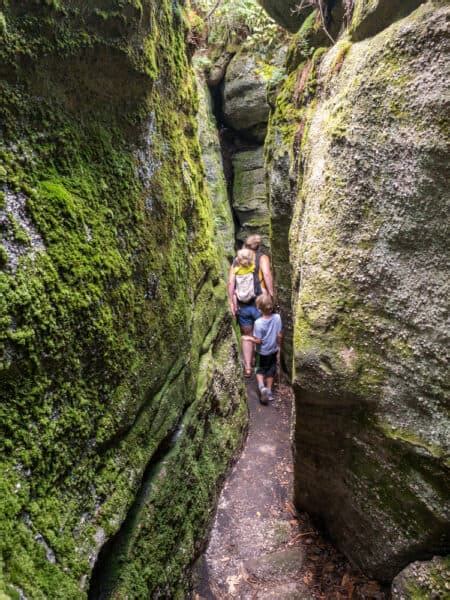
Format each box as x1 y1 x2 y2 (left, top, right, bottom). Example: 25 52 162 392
192 379 387 600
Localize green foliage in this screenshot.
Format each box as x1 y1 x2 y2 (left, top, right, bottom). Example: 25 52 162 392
193 0 284 50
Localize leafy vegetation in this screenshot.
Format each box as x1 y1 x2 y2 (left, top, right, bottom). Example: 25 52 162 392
192 0 285 50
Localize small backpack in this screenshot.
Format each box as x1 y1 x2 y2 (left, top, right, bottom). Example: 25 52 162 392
233 251 263 303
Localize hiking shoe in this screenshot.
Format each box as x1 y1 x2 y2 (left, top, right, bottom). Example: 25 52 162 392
267 390 274 403
260 387 269 405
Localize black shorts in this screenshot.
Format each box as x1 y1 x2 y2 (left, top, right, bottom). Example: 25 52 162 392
256 352 278 377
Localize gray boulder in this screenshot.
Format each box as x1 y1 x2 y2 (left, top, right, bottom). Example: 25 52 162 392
222 52 272 142
258 0 313 32
391 556 450 599
351 0 427 41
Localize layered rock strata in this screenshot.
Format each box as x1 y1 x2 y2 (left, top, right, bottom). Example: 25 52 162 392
0 2 246 598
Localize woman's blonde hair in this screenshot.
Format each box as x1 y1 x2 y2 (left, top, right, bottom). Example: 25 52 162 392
236 248 254 268
256 293 273 315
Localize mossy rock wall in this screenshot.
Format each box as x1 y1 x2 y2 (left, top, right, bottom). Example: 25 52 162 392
0 2 246 598
218 45 285 254
266 0 450 581
195 66 235 264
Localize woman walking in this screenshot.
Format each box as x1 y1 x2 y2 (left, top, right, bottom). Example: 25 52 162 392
227 234 274 377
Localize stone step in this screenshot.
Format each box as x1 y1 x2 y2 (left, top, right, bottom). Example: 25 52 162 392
244 547 305 583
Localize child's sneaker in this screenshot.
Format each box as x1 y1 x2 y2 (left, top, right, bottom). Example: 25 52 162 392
259 387 269 405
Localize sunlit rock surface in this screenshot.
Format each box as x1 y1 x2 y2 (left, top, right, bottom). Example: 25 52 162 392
265 0 450 581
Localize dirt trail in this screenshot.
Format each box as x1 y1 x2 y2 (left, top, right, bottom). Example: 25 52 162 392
192 380 387 600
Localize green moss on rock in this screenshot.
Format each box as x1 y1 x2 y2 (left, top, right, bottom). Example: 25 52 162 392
232 147 270 247
194 65 235 264
391 556 450 599
0 1 246 597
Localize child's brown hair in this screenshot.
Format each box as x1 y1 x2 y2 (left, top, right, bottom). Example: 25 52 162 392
256 293 273 315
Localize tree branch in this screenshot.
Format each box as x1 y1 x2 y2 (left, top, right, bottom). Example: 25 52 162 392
207 0 224 20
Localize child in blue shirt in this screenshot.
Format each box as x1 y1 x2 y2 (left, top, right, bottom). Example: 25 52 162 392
243 293 283 404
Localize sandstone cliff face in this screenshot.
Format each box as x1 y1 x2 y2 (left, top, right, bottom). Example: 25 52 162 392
0 2 245 598
265 0 449 582
222 52 272 143
232 147 270 247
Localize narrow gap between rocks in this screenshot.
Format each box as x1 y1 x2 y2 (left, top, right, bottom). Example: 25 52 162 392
208 79 262 250
191 63 388 600
88 416 187 600
192 379 389 600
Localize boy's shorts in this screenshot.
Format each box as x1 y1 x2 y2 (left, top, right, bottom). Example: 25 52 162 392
237 303 261 328
256 352 278 378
